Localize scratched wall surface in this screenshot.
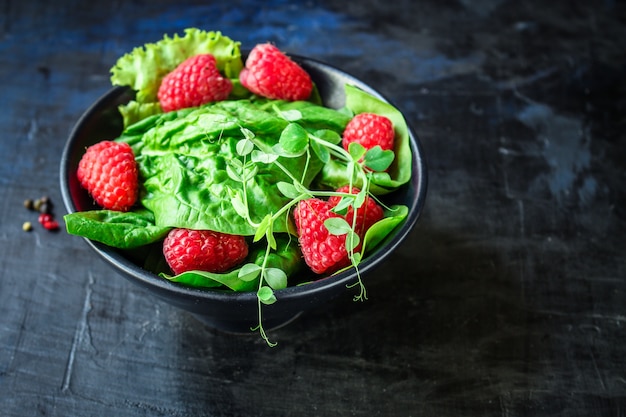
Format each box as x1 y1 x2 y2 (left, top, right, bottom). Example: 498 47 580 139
0 0 625 416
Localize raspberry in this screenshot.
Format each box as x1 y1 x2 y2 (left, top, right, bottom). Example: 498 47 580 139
77 141 138 212
294 198 351 275
162 228 248 275
157 54 233 112
328 186 384 237
342 113 395 152
239 43 313 101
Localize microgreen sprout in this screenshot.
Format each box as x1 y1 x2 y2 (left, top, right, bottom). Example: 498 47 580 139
228 109 395 345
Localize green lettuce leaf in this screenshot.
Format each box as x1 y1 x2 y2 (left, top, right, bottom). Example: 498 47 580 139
315 84 413 195
64 209 171 249
362 205 409 253
117 100 164 129
120 99 348 236
110 28 244 125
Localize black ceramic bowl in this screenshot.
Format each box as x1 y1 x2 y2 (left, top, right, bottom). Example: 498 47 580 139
60 56 428 334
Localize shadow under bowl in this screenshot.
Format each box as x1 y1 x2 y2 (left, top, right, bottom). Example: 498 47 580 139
59 55 428 334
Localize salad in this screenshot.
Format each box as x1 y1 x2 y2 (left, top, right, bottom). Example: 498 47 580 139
64 28 413 345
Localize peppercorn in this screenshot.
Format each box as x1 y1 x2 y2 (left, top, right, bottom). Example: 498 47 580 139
39 202 50 214
38 213 53 225
22 221 33 232
24 195 60 233
42 220 59 231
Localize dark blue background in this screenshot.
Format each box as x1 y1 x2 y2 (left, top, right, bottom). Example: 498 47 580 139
1 1 625 416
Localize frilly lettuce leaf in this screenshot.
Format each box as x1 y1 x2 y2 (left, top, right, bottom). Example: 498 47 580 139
110 28 244 125
117 100 163 129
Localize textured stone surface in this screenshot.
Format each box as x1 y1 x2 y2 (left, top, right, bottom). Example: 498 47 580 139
1 0 624 416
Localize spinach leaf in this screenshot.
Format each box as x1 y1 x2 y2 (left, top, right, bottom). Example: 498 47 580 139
315 84 413 195
64 209 171 249
362 205 409 253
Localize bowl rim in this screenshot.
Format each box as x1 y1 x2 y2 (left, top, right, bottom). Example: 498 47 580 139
59 54 428 303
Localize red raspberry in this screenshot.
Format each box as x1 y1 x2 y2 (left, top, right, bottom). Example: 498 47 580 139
163 228 249 275
157 54 233 112
76 141 138 212
328 186 384 237
239 43 313 101
342 113 395 152
293 198 351 275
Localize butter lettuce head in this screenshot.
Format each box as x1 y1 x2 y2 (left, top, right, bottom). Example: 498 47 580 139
116 98 351 236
